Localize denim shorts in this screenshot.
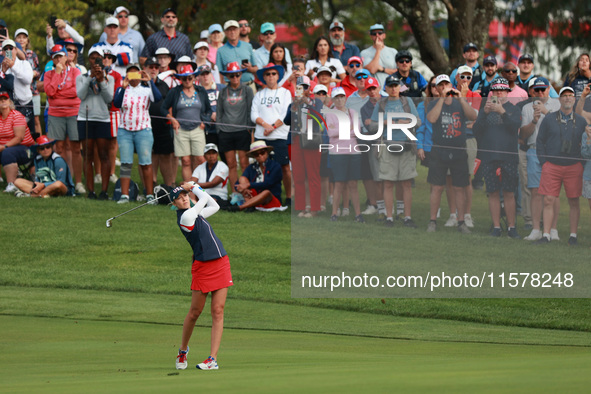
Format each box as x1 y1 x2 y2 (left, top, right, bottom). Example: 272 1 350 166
117 127 154 166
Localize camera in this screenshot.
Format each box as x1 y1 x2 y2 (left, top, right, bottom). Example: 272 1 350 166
560 139 573 154
446 90 458 97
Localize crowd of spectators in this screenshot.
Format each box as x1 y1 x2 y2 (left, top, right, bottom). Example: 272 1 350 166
1 8 591 245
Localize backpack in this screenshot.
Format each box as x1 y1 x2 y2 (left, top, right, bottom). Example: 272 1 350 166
112 178 139 201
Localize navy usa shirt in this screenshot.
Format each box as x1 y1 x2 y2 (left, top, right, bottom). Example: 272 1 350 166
177 209 227 262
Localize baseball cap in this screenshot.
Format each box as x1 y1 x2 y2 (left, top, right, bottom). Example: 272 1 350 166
355 69 371 78
518 54 534 63
316 65 332 76
14 28 29 37
435 74 451 85
155 47 172 56
483 55 497 65
260 22 275 34
0 88 10 99
198 64 212 74
224 20 239 30
559 86 575 96
369 23 385 32
2 39 16 49
209 24 223 34
106 17 119 27
532 77 549 88
200 30 209 39
385 75 401 86
88 47 104 57
144 57 158 67
50 45 67 58
347 56 363 65
463 42 478 52
170 186 188 201
528 78 538 89
331 87 346 98
457 65 473 75
126 63 141 72
114 6 130 16
491 77 511 91
161 8 176 17
297 76 311 87
365 77 380 89
312 84 328 95
329 21 344 31
204 143 219 153
194 41 209 51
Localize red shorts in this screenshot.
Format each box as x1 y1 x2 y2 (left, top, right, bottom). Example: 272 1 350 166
250 188 282 209
538 161 583 198
191 255 233 293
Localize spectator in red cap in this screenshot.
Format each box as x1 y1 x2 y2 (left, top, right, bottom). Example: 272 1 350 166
13 135 74 197
339 56 364 97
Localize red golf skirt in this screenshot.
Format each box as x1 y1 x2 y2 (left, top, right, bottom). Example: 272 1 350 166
191 255 233 293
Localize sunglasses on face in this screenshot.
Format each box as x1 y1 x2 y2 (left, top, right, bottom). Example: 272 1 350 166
239 23 249 27
180 77 194 81
264 72 278 77
37 145 52 151
356 74 369 80
262 32 274 36
200 72 211 76
253 150 267 157
4 46 14 51
430 84 437 88
164 15 177 19
229 74 242 78
117 14 129 19
349 63 361 68
534 88 547 92
370 31 384 36
503 69 518 73
459 75 472 80
315 91 327 96
397 59 411 64
67 48 77 53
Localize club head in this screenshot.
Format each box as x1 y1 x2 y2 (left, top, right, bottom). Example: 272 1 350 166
106 219 113 228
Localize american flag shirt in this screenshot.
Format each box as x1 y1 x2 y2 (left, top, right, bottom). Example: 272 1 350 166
120 84 155 131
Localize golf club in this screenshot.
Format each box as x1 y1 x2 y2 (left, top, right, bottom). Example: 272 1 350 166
106 191 170 228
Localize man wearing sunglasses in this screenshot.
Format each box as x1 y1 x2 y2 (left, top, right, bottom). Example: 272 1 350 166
520 77 561 241
140 8 193 66
99 6 145 64
13 135 74 197
238 19 259 49
253 23 292 70
339 56 364 97
500 62 528 101
360 23 398 88
390 50 427 98
329 21 360 66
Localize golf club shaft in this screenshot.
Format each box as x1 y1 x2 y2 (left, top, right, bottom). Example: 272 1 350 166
108 192 170 222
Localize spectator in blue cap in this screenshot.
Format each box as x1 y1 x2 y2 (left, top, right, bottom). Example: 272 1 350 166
253 22 292 70
207 24 224 64
472 55 498 98
360 23 398 87
450 42 482 89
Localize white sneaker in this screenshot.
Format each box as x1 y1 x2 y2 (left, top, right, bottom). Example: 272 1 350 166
4 182 17 193
136 194 146 202
117 195 130 204
328 195 333 206
94 174 102 184
146 195 157 205
341 207 350 217
196 356 218 370
550 229 560 241
115 158 121 167
15 191 30 197
464 214 474 228
109 173 118 184
176 347 188 370
524 229 542 241
444 214 458 227
75 182 86 194
362 205 378 215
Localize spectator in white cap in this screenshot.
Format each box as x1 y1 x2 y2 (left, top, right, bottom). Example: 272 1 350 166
305 36 346 83
207 24 224 64
253 22 292 69
217 20 258 92
199 30 209 42
190 143 230 204
2 39 34 139
99 6 145 63
194 41 221 84
312 83 329 105
329 21 360 66
91 17 133 77
140 8 193 66
360 23 398 87
154 47 177 88
14 28 42 137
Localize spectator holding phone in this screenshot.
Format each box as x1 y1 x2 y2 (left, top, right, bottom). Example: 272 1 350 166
46 18 84 58
216 20 258 92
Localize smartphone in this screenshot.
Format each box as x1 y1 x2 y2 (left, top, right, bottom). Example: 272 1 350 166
293 65 301 71
0 28 7 38
241 58 249 65
5 48 12 60
48 16 57 28
491 96 498 105
127 72 141 80
95 57 103 69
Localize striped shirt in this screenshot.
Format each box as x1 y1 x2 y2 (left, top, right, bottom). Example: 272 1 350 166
91 41 134 77
141 30 194 61
0 109 35 146
119 84 154 131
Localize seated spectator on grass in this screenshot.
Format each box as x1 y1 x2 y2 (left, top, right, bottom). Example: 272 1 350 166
234 140 285 212
190 143 229 204
14 135 74 197
0 88 35 192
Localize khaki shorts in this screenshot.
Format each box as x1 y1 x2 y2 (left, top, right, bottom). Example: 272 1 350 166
174 126 206 157
378 150 417 182
466 138 477 175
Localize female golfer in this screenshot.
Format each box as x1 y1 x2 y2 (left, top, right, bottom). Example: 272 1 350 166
172 182 233 371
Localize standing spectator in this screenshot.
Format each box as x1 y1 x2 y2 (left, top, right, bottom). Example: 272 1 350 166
450 43 482 89
113 64 162 204
580 124 591 240
207 24 224 65
197 64 224 146
253 23 292 70
217 62 254 195
238 19 259 49
472 55 499 98
99 6 146 64
515 54 558 98
535 87 586 246
391 50 428 98
44 45 83 193
14 135 74 197
0 87 35 192
91 17 133 77
144 57 176 187
1 39 34 139
425 74 477 234
216 21 258 92
14 29 42 137
268 43 292 87
102 49 123 185
312 65 334 96
283 57 308 97
500 62 528 101
155 47 177 89
45 19 84 57
520 77 561 241
161 65 212 181
140 8 193 65
76 48 115 200
563 53 591 98
305 36 346 83
370 75 420 228
360 24 397 87
473 78 522 238
190 143 229 204
329 21 360 66
251 63 292 205
193 42 221 84
339 56 364 97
